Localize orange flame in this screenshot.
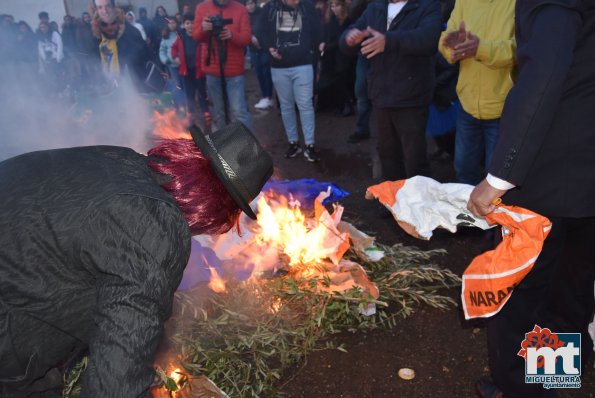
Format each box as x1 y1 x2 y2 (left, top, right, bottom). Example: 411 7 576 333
170 367 182 383
207 266 226 293
153 110 191 140
269 296 282 313
198 192 350 291
254 194 347 267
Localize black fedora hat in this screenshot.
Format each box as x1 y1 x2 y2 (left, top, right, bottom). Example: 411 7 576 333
190 122 273 219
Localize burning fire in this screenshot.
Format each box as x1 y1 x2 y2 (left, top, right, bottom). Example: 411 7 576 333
152 110 191 140
149 110 371 297
207 266 226 293
170 367 182 383
254 194 348 267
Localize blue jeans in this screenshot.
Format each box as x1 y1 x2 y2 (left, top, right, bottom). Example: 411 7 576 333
249 50 273 98
206 74 253 131
271 65 315 145
354 55 371 135
454 107 500 185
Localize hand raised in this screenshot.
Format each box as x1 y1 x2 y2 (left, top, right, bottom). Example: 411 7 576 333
360 26 385 59
345 28 367 47
442 21 467 49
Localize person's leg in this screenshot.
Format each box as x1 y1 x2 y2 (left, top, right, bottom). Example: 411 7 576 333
271 67 299 143
354 55 371 137
482 118 501 171
293 65 316 146
393 106 431 178
206 75 225 130
252 51 268 100
196 77 209 114
454 107 484 185
168 66 186 109
182 74 198 117
260 52 273 99
488 217 595 398
375 107 406 180
225 75 253 131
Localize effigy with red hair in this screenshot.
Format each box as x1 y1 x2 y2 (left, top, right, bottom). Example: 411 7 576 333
0 123 273 397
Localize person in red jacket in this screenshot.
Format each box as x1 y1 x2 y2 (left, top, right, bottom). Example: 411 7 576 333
173 13 211 125
193 0 253 131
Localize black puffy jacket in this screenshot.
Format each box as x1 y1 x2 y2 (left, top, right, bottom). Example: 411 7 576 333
0 146 190 397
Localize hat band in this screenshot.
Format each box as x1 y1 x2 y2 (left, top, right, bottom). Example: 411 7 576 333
205 134 254 204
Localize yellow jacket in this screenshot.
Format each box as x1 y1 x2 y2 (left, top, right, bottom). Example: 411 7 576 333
439 0 516 120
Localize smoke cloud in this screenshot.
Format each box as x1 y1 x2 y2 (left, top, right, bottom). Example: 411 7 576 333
0 62 155 161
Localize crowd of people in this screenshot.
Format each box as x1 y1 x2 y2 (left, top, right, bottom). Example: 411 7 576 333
0 0 459 168
0 0 594 397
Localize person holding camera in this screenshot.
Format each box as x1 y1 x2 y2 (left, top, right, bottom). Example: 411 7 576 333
256 0 322 162
193 0 253 131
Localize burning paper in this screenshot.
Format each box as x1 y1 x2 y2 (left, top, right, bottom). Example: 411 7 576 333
183 189 379 305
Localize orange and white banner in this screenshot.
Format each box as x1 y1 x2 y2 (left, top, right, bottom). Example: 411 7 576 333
461 206 551 319
366 177 551 319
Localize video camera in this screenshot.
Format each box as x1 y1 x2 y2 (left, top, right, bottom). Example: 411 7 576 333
209 15 233 37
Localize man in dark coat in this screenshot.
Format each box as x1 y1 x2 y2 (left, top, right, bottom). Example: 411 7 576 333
0 124 273 397
339 0 442 180
467 1 595 397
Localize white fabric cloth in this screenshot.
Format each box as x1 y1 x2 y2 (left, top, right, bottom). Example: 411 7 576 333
369 176 493 239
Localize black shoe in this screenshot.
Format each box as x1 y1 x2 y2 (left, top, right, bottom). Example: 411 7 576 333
347 133 371 143
284 141 302 158
303 145 320 162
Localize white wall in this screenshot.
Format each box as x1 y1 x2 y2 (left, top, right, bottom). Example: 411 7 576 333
0 0 66 30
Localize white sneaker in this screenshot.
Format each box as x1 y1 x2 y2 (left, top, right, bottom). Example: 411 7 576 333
254 98 273 109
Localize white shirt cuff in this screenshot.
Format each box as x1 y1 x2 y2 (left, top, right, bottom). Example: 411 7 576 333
486 173 516 190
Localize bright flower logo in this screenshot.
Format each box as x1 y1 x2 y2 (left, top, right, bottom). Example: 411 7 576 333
518 325 565 369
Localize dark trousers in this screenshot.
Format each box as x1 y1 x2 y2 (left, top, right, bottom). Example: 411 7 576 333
249 50 273 99
354 55 371 135
374 106 431 180
488 216 595 398
182 71 209 117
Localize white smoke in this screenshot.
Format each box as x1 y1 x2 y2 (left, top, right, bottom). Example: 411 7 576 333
0 62 155 161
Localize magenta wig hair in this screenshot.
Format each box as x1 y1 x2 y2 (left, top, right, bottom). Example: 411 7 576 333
148 139 241 235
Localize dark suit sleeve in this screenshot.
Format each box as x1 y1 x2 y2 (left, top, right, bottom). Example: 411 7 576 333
384 0 442 56
339 6 370 56
79 196 190 397
488 3 582 186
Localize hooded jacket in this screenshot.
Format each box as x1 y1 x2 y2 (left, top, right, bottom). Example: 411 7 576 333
256 0 322 69
0 146 190 396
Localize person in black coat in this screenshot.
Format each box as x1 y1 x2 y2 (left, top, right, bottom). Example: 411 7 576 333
0 124 273 397
317 0 356 117
340 0 442 180
467 1 595 397
91 0 152 90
